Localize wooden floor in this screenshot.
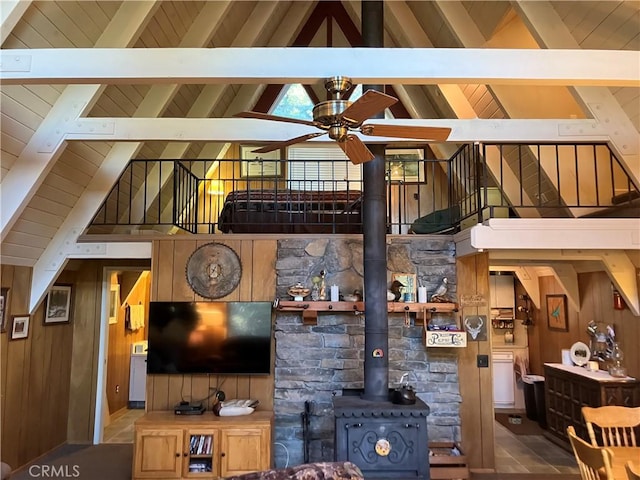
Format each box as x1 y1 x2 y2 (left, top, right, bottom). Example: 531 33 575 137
472 475 579 480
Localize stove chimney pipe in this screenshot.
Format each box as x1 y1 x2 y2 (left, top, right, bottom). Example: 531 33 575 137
361 0 389 402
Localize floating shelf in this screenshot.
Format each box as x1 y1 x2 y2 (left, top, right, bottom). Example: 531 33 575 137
275 300 458 325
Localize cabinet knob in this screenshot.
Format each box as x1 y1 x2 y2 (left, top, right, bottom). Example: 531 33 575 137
175 453 180 458
183 453 188 457
221 452 226 457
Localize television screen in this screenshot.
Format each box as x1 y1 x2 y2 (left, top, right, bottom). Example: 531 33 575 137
147 301 272 375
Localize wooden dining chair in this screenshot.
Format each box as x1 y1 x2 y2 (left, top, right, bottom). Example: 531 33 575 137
627 461 640 480
582 406 640 447
567 426 615 480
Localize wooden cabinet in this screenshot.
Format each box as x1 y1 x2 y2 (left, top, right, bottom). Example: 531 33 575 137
490 275 515 309
543 363 640 449
133 411 272 480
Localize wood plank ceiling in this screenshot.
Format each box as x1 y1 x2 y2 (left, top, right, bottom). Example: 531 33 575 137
1 0 639 311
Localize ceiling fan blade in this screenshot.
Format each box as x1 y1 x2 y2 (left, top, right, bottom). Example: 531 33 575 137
340 90 398 125
250 132 326 154
338 135 375 165
234 110 316 127
361 124 451 141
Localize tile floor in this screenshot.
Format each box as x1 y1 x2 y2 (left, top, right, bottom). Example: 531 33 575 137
494 418 579 474
103 408 145 444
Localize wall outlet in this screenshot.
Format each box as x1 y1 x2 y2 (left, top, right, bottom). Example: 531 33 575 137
477 355 489 368
115 385 120 393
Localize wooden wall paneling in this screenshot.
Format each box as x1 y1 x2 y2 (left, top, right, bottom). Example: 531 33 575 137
27 302 47 460
149 375 170 412
16 269 34 468
252 240 277 301
0 264 14 456
190 374 212 409
67 262 101 443
238 239 254 300
154 240 176 301
168 373 188 407
3 266 31 468
174 239 197 301
456 253 494 471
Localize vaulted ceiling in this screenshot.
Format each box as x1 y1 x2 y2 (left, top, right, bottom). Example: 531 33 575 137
1 0 639 312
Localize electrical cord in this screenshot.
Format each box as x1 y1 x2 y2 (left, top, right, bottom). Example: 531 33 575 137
273 442 289 468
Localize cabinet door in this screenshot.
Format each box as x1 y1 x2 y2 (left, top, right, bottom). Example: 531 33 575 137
219 427 270 477
134 428 182 479
494 276 515 308
184 428 219 479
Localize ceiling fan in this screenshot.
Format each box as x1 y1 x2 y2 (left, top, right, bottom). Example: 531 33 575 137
234 76 451 165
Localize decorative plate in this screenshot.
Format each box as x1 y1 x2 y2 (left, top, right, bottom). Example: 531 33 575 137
185 243 242 299
570 341 591 366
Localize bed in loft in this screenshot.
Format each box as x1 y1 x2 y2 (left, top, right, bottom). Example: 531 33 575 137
217 189 363 234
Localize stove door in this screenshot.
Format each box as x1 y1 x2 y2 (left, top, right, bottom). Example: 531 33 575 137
335 418 429 479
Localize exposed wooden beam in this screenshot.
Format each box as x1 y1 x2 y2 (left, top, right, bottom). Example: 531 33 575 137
2 48 638 86
471 218 640 251
0 0 32 44
61 117 614 143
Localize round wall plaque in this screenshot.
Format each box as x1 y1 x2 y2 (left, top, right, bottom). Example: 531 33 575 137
185 242 242 299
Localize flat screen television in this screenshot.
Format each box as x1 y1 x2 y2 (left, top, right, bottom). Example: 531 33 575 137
147 301 272 375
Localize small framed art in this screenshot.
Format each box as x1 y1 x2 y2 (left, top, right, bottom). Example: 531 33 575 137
0 287 9 333
240 145 284 178
546 294 568 331
385 148 425 183
391 273 418 302
10 315 29 340
44 284 73 324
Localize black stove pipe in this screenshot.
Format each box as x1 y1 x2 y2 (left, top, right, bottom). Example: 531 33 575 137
361 0 389 403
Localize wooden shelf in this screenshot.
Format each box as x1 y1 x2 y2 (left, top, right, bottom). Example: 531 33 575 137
276 300 457 325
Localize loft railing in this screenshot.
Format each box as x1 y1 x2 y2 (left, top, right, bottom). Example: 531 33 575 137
88 143 639 235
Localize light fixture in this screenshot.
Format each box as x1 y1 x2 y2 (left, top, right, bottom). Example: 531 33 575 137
207 179 225 196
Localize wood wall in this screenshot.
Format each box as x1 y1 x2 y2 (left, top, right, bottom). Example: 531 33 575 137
528 271 640 380
106 271 149 415
456 253 495 471
0 265 74 470
146 237 277 412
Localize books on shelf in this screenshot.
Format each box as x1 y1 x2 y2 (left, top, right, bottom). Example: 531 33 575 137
190 434 213 455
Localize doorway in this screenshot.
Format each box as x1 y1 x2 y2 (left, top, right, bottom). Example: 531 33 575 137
94 267 151 444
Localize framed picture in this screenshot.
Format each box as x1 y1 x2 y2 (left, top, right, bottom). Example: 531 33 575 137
386 148 425 183
240 145 284 178
0 287 9 333
10 315 29 340
44 284 72 324
546 294 568 331
391 272 418 302
108 284 120 324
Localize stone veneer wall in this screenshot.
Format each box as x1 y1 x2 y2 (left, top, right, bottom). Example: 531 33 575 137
273 237 461 467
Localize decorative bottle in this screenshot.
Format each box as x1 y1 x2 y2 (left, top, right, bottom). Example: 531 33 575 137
608 342 626 377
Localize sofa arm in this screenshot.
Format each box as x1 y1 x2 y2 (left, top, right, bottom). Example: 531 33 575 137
223 461 364 480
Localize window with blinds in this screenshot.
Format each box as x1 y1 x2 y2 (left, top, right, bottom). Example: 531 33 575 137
286 144 363 191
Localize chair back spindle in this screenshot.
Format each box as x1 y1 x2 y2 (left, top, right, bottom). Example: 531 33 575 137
582 406 640 447
567 425 615 480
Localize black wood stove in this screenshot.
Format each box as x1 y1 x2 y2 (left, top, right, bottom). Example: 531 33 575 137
333 395 430 479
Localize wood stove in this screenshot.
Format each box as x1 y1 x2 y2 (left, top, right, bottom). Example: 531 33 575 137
333 395 430 479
